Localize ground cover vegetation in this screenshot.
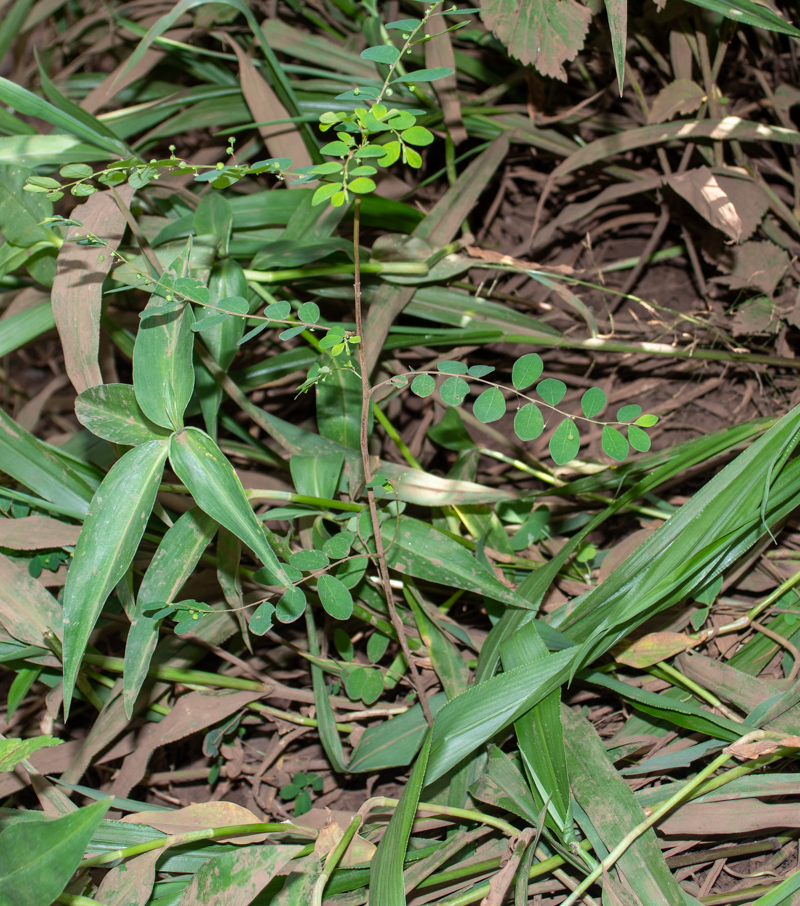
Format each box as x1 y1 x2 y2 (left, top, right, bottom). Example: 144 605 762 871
2 0 800 903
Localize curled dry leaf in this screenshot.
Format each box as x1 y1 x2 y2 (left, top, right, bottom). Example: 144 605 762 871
313 816 376 867
666 166 743 242
725 735 800 760
648 79 705 124
121 801 270 845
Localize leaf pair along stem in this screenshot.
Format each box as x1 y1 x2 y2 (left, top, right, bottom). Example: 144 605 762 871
353 196 434 726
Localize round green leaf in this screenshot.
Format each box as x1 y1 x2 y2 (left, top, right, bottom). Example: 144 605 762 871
59 163 94 178
335 555 368 588
298 301 320 324
218 295 249 315
473 387 505 424
367 631 390 663
360 667 384 705
411 374 435 397
635 413 659 427
280 325 306 341
323 531 354 560
277 586 307 622
468 365 495 378
401 126 434 146
361 45 401 64
436 360 467 374
318 573 353 620
378 141 401 167
514 403 544 441
290 549 330 571
387 111 415 130
348 176 376 194
616 404 642 422
439 376 469 406
536 378 566 407
71 183 97 197
549 417 580 465
249 602 274 636
405 147 422 168
343 665 365 699
627 424 652 453
602 425 630 461
320 140 351 157
581 387 606 419
512 353 543 390
312 182 341 206
265 300 291 320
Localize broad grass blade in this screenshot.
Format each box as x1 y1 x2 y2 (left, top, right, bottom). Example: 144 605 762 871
52 185 135 393
0 798 110 905
0 300 55 357
0 408 95 515
0 77 128 157
124 507 218 717
62 440 169 715
563 706 691 906
501 622 573 842
380 515 527 608
75 384 172 446
605 0 627 95
369 731 432 906
133 243 196 431
169 428 291 585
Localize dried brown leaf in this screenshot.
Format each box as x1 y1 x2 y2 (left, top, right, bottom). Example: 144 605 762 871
121 801 270 844
52 185 135 394
716 240 789 294
313 816 376 867
0 515 81 550
479 0 591 81
725 735 800 760
666 166 742 242
222 34 312 171
425 18 466 145
110 690 263 797
648 79 705 124
659 798 800 835
0 551 62 645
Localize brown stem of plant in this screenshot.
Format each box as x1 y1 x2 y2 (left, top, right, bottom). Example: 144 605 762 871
352 196 434 726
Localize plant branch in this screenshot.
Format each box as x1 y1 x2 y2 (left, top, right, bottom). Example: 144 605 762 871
353 196 434 725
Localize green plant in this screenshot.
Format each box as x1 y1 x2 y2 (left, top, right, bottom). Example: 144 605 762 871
4 1 800 905
280 771 324 816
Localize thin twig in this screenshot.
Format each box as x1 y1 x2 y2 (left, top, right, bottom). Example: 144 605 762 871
352 196 434 726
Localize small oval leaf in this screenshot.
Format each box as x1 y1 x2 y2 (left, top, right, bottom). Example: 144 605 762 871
473 387 505 424
411 374 435 398
581 387 606 419
512 353 544 390
290 549 330 571
602 425 630 461
514 403 544 441
437 360 468 374
318 573 353 620
549 417 580 465
277 586 307 622
536 378 566 407
627 424 651 453
439 376 470 406
616 404 642 422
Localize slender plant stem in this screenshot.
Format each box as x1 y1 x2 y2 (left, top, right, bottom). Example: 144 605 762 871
352 196 433 725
